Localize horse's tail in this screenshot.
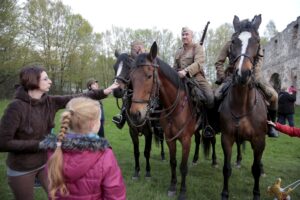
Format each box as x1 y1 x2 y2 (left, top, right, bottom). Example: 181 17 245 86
152 121 164 147
202 135 211 159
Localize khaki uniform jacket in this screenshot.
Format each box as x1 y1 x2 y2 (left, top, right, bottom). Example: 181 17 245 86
174 43 205 78
215 41 263 81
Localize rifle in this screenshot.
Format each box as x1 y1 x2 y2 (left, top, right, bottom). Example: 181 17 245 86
200 21 210 45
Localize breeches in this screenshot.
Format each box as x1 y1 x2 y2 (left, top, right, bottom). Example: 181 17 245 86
195 74 214 108
257 79 278 110
7 168 48 200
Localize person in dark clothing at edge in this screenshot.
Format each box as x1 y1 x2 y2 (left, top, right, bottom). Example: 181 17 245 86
87 78 106 137
0 65 119 200
277 86 297 127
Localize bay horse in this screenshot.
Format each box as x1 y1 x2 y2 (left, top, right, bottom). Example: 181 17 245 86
129 42 207 200
219 14 267 200
112 52 165 179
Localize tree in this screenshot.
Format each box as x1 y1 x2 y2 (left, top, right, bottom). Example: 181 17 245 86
0 0 24 98
263 20 278 41
205 23 233 82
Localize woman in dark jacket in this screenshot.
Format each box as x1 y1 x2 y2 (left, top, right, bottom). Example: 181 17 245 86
277 87 297 126
0 65 119 200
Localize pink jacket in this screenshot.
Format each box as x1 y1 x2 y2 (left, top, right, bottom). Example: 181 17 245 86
275 122 300 138
52 148 126 200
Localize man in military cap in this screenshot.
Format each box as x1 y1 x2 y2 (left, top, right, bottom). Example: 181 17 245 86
87 78 105 137
174 27 215 137
214 20 278 137
112 41 146 129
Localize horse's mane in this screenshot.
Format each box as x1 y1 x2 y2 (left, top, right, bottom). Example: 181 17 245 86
134 53 183 89
115 53 133 70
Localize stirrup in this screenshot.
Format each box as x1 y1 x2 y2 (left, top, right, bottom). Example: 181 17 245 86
203 125 215 138
112 115 125 129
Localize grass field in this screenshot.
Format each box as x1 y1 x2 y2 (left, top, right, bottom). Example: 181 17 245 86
0 97 300 200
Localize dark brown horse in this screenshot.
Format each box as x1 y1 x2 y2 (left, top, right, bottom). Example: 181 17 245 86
112 52 165 179
129 42 206 200
219 15 267 200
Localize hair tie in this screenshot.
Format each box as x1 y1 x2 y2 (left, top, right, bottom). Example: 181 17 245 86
56 142 62 147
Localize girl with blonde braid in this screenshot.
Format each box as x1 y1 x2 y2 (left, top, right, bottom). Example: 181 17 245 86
40 97 126 200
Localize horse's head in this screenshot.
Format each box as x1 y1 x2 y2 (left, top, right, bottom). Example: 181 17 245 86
129 42 159 124
112 50 133 98
230 14 261 85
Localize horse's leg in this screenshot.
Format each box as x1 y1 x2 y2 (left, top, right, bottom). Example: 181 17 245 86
260 161 266 177
167 140 177 197
211 135 218 167
144 128 152 179
221 134 233 200
152 124 165 161
192 130 201 165
236 142 242 168
160 138 165 161
178 137 192 200
129 128 140 179
251 141 265 200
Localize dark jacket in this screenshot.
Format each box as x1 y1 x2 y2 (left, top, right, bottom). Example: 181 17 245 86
278 91 296 115
0 86 107 171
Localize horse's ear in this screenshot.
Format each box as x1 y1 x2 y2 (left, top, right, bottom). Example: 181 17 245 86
251 14 262 31
114 50 120 58
233 15 240 32
148 41 158 61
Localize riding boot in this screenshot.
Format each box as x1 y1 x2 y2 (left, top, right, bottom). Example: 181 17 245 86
112 107 126 129
267 109 279 138
214 79 232 101
202 110 215 138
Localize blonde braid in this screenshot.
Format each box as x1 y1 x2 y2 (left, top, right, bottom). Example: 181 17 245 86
48 111 72 199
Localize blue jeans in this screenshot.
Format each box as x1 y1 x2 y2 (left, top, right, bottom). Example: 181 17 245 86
277 114 294 127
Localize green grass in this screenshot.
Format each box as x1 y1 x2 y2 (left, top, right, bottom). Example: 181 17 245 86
1 97 300 200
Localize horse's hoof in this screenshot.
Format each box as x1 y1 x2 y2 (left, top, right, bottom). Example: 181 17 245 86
192 161 198 166
235 162 241 169
168 185 177 197
161 155 166 161
221 192 229 200
260 173 266 177
253 195 260 200
167 190 176 197
145 171 151 180
212 163 218 168
178 192 186 200
132 171 140 180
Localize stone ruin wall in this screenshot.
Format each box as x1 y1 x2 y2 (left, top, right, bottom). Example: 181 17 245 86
262 16 300 105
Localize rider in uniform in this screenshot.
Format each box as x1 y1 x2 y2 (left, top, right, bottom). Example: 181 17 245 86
112 41 145 129
174 27 215 137
214 28 278 137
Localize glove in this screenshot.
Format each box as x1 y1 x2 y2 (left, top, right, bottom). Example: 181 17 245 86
215 77 224 85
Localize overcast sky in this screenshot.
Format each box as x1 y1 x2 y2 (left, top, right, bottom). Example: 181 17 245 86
61 0 300 36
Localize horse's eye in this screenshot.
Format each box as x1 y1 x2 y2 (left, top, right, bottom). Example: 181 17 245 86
147 74 152 79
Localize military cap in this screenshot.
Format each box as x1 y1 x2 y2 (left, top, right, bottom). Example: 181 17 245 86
182 27 193 34
86 78 98 89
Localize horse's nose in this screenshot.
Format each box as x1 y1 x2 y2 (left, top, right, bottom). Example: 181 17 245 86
113 88 125 98
130 111 142 123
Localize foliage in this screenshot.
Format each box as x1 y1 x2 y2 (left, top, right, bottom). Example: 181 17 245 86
264 20 278 41
0 0 280 98
0 98 300 199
